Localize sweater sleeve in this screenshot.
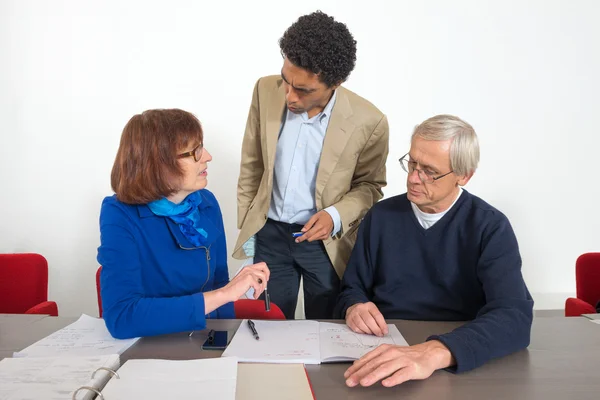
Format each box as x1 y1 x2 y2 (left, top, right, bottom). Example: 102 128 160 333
427 215 534 373
334 210 376 318
98 200 209 339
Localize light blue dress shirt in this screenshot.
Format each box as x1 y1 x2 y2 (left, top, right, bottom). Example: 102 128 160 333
267 91 342 235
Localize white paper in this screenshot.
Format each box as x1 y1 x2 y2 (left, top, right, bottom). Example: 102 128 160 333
318 322 408 362
13 314 139 358
590 319 600 324
101 357 238 400
222 320 409 364
0 354 119 400
222 320 321 364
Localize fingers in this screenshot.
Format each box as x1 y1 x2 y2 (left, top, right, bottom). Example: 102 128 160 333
244 262 270 283
296 216 317 242
251 262 270 281
357 359 411 387
296 212 331 243
345 347 397 386
382 366 416 387
301 214 318 233
249 271 268 295
229 263 270 299
303 224 328 242
344 343 439 388
297 222 327 242
250 278 264 299
349 314 371 335
344 345 389 378
346 303 386 336
346 304 372 335
370 306 389 336
360 311 383 337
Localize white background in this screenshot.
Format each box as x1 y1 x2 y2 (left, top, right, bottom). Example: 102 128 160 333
1 0 598 316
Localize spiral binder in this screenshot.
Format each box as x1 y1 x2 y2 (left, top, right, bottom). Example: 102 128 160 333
72 366 120 400
92 367 120 380
72 386 104 400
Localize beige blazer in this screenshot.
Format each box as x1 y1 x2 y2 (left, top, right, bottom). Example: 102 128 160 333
233 75 389 278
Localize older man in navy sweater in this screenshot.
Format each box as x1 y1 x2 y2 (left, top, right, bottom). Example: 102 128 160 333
336 115 533 388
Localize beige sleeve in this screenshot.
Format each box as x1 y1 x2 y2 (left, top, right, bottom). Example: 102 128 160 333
237 79 264 229
332 114 389 237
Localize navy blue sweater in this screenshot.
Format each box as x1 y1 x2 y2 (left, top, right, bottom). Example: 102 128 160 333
335 190 533 373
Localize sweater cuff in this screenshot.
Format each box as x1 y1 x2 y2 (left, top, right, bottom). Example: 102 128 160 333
427 333 473 374
193 293 207 330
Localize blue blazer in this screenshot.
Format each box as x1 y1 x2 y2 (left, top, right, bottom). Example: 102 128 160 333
97 189 234 339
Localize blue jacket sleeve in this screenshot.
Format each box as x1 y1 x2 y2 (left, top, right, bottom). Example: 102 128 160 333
428 215 534 373
334 211 375 318
98 200 208 339
208 195 235 319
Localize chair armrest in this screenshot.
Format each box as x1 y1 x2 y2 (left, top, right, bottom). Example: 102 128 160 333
25 301 59 317
565 297 595 317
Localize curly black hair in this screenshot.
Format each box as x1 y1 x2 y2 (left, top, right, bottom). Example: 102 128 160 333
279 11 357 88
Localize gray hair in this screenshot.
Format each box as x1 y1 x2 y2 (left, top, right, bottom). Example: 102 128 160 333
411 114 480 176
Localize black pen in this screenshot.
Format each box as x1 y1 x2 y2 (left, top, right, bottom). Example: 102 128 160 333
207 329 215 344
248 319 260 340
264 287 271 312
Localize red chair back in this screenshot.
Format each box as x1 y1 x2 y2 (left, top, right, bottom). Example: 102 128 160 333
96 266 103 318
576 252 600 308
234 299 286 320
0 253 58 316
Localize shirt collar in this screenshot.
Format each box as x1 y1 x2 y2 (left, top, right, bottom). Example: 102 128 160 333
298 90 338 123
321 90 337 119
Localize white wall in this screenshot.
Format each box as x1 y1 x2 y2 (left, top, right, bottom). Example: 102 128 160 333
1 0 598 315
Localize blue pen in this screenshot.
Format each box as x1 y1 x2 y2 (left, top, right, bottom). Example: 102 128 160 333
292 232 303 238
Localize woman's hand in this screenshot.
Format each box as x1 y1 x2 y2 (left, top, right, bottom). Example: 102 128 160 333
221 262 270 301
203 262 270 315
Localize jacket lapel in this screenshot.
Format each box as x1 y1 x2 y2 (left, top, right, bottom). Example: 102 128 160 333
315 88 355 208
265 79 287 172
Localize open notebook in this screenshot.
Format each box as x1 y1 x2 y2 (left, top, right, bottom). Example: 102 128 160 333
222 320 409 364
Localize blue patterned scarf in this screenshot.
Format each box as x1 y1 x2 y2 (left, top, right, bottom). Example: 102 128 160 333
148 191 209 247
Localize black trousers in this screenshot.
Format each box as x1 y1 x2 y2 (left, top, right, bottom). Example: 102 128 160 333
255 219 340 320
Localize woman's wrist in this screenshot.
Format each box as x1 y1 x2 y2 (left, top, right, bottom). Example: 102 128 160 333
203 287 232 315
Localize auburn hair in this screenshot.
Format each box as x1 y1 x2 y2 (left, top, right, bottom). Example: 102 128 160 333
111 109 203 204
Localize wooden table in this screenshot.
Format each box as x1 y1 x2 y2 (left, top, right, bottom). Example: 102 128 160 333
2 316 600 399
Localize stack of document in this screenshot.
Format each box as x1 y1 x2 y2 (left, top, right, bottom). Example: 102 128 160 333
13 314 139 358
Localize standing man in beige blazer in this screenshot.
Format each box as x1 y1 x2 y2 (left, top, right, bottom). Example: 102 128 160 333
233 11 389 319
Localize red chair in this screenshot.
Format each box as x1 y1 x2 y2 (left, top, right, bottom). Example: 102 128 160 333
96 266 285 320
96 266 103 318
234 299 286 320
565 253 600 316
0 253 58 316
